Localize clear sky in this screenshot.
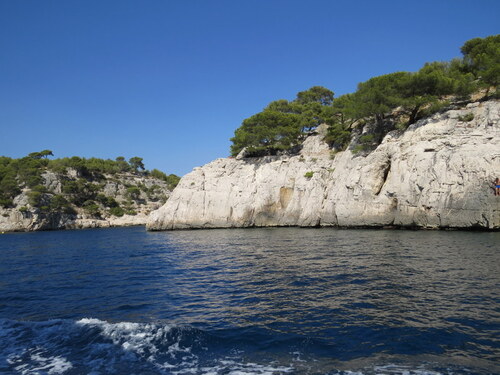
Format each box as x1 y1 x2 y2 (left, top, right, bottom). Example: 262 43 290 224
1 1 498 176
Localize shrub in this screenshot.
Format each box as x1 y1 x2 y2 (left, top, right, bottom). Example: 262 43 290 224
49 195 70 211
359 134 375 144
25 175 43 188
109 206 125 217
31 184 47 193
166 174 181 189
418 100 450 119
27 191 43 207
395 121 409 131
126 186 141 200
82 200 101 217
149 169 180 190
353 134 379 154
324 121 352 150
62 179 99 206
458 113 474 122
0 197 14 208
304 171 314 179
96 194 118 208
150 169 167 180
352 145 366 154
0 174 20 199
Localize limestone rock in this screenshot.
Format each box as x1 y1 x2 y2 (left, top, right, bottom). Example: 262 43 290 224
0 171 172 232
42 171 63 193
148 100 500 230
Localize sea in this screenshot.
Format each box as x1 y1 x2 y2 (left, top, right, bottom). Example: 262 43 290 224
0 226 498 375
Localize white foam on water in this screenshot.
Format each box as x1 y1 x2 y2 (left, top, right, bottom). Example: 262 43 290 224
372 364 445 375
0 318 188 374
195 359 293 375
29 352 73 374
7 347 73 375
77 318 174 355
75 318 200 374
0 318 481 375
74 319 296 375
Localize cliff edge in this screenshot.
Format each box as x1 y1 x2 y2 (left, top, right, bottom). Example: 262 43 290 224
147 100 500 230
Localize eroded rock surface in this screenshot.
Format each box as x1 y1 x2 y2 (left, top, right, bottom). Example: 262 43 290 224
148 101 500 230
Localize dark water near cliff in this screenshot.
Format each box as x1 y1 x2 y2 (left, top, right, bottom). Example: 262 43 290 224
0 227 499 375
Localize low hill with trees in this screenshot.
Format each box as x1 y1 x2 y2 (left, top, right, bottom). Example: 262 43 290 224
0 153 180 231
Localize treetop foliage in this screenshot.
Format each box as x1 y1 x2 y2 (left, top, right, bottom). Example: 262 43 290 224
28 150 54 159
129 157 145 172
231 35 499 156
296 86 334 106
461 34 500 88
230 86 335 157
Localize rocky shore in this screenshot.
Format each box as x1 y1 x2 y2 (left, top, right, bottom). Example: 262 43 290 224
148 100 500 230
1 172 172 232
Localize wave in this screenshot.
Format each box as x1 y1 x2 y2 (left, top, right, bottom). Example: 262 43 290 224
0 318 294 375
0 318 493 375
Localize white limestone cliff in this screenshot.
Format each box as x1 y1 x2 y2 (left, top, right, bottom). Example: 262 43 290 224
147 100 500 230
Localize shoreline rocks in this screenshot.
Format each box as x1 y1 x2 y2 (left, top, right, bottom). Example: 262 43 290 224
147 100 500 231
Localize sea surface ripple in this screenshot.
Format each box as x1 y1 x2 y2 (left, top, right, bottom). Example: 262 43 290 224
0 227 499 374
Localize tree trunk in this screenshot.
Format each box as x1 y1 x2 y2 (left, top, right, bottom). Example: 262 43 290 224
409 105 421 125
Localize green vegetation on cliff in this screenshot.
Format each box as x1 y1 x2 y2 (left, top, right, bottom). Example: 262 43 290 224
230 86 334 157
230 110 300 157
230 35 499 157
0 153 181 217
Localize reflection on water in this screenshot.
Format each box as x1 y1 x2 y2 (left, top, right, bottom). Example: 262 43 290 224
145 229 499 333
0 227 499 374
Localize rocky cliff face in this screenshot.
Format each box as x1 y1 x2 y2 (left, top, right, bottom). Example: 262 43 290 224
148 100 500 230
0 172 172 232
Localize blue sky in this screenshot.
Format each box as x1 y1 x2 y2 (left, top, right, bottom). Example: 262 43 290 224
1 1 498 176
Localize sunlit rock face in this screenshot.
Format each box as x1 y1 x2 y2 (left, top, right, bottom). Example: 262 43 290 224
148 101 500 230
0 174 171 232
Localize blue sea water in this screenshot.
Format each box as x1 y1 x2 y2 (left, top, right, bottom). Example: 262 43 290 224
0 226 498 375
